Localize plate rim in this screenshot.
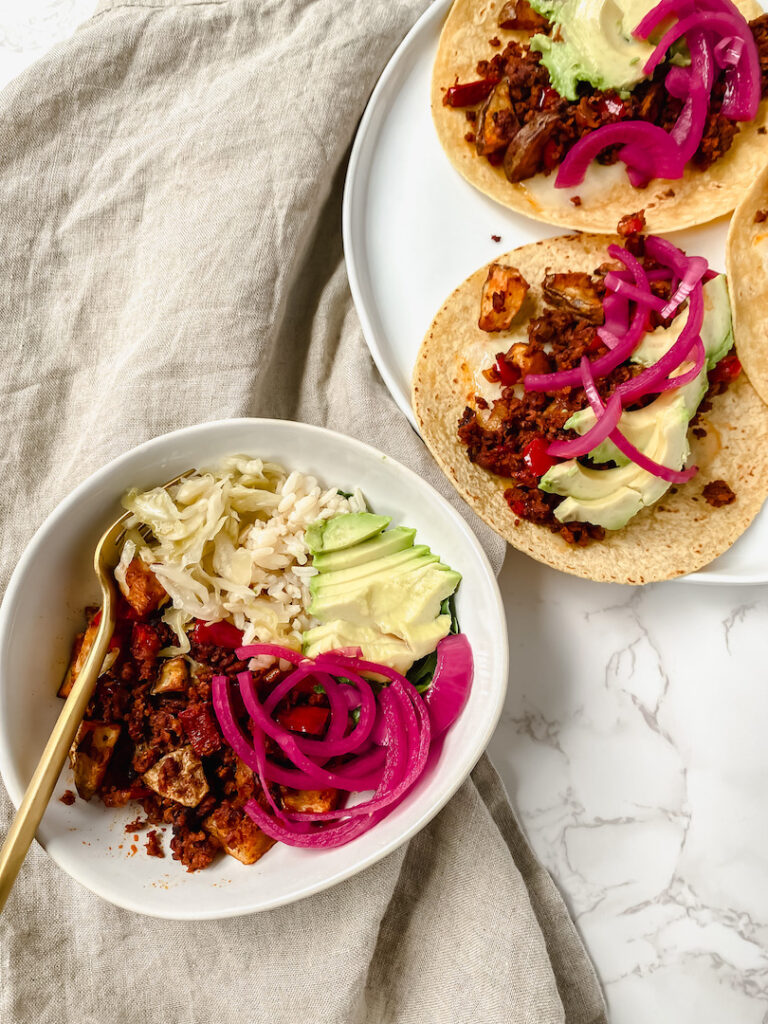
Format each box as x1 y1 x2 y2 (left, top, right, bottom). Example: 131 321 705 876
343 0 452 432
0 416 509 919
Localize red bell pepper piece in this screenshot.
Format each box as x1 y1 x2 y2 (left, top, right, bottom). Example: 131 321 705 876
598 96 625 119
709 353 742 384
538 86 560 110
443 74 500 108
276 706 330 736
179 704 222 757
192 619 244 649
522 437 557 477
496 354 521 386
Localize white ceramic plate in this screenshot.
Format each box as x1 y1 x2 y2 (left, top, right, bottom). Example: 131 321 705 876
343 0 768 584
0 418 507 919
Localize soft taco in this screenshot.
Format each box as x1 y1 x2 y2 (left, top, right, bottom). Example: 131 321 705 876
412 217 768 583
726 159 768 406
431 0 768 233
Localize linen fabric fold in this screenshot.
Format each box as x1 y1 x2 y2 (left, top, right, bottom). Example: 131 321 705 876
0 1 606 1021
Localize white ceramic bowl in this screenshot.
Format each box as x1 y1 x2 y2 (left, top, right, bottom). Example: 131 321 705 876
0 418 508 919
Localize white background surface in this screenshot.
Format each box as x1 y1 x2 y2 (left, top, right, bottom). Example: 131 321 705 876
4 2 768 1021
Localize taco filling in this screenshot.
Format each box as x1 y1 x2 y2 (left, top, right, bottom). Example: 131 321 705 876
443 0 768 189
456 215 743 544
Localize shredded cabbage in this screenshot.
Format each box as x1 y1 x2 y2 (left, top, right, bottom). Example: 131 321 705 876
117 455 365 654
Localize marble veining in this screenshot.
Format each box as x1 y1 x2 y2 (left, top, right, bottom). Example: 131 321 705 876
3 3 768 1021
493 551 768 1023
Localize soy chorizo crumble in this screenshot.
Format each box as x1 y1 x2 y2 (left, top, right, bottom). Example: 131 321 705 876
444 13 768 184
61 562 340 872
703 479 736 507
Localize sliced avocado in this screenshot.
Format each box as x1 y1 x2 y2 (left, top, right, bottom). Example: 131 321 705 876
556 487 645 531
633 275 732 372
309 545 434 595
564 382 703 470
305 513 390 555
308 563 461 664
529 0 656 101
701 274 734 368
303 623 419 675
312 526 416 573
542 394 690 529
303 513 461 673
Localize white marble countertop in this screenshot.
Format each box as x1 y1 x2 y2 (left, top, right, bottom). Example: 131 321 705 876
5 3 768 1022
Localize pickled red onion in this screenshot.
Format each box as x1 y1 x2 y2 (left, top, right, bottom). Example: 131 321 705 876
211 640 473 849
548 393 623 458
580 357 699 484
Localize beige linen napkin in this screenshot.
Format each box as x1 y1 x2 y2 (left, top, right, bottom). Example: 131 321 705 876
0 2 606 1021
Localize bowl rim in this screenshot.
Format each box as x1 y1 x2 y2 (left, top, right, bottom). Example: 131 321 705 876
0 417 509 918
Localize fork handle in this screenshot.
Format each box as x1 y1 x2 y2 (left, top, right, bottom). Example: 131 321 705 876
0 611 115 913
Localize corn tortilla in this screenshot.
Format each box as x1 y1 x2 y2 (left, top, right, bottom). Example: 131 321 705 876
412 234 768 583
726 160 768 407
431 0 768 234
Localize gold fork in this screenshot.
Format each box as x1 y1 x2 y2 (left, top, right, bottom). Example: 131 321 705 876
0 473 188 912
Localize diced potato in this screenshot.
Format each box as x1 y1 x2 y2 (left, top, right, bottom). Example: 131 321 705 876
69 721 121 800
476 78 517 157
505 341 551 378
542 272 604 325
478 264 530 332
142 745 209 808
59 622 119 699
203 803 276 865
280 788 339 815
151 656 189 695
119 558 167 616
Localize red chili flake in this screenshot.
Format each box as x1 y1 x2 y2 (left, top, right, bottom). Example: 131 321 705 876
491 234 502 242
570 195 582 207
754 209 768 223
